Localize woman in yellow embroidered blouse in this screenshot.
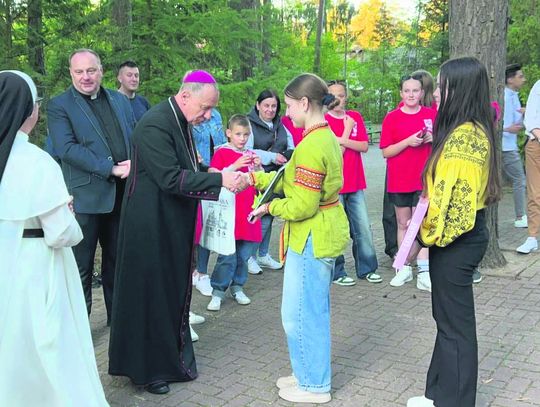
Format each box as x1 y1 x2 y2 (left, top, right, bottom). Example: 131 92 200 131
407 58 501 407
247 74 349 404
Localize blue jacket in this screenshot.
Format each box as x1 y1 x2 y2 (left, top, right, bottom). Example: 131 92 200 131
47 86 135 214
191 109 226 166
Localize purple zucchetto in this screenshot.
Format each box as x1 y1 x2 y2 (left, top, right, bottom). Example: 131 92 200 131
182 70 216 84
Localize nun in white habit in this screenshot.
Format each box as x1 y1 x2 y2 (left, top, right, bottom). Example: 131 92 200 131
0 70 109 406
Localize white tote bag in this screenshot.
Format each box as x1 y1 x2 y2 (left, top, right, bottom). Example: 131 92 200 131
199 188 236 255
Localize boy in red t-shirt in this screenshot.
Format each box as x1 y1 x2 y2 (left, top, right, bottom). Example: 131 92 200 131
380 74 436 292
206 115 263 312
325 81 380 286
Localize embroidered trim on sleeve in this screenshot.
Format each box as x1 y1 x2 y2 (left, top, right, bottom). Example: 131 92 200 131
294 166 325 192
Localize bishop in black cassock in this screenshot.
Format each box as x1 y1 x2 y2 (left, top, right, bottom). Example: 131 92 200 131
108 71 236 394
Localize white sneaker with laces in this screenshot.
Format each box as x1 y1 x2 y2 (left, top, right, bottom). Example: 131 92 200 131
247 257 263 275
417 272 432 292
257 254 282 269
514 216 528 228
516 237 538 254
390 265 413 287
194 273 213 296
189 311 205 325
407 395 434 407
207 296 222 311
190 325 199 342
233 291 251 305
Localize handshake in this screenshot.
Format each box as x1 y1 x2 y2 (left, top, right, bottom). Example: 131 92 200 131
221 172 251 194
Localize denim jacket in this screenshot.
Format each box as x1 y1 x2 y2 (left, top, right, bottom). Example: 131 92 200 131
192 109 227 166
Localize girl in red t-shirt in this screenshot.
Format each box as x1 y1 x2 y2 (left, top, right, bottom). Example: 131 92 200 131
206 115 263 312
325 80 380 286
380 75 436 291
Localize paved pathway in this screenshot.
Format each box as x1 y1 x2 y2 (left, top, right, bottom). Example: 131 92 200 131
90 147 540 406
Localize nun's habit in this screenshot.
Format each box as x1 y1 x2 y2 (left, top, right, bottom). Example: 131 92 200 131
0 71 109 406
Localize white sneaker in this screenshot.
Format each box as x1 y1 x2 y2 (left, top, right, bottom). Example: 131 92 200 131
516 237 538 254
276 375 298 389
390 265 413 287
207 296 222 311
247 257 263 275
194 273 213 296
190 325 199 342
189 311 205 325
417 272 432 292
257 253 282 269
233 291 251 305
514 216 528 228
278 386 331 404
407 395 434 407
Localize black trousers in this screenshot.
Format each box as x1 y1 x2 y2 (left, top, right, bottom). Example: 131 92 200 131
382 171 398 258
426 210 488 407
73 183 124 323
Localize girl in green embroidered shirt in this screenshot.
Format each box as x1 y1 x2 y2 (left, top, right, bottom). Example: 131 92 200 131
407 57 501 407
247 73 349 404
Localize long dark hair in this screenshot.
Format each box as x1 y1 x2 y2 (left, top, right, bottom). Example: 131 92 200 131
423 57 501 205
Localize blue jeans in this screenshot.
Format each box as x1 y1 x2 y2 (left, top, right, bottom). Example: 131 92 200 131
211 240 257 297
282 235 335 393
197 245 210 274
333 190 378 280
253 215 273 257
502 150 526 218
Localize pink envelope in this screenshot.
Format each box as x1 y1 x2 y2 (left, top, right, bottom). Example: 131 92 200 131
392 197 429 270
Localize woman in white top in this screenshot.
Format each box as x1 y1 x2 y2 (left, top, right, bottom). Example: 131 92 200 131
0 70 109 406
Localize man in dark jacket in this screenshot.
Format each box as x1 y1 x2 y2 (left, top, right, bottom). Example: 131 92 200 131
47 48 135 324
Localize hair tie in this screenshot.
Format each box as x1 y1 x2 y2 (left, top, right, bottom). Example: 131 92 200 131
322 93 335 106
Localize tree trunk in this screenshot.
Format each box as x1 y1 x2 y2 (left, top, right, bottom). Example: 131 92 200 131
230 0 258 81
449 0 509 268
111 0 132 53
313 0 325 74
1 0 14 66
261 0 272 75
27 0 45 75
142 0 152 77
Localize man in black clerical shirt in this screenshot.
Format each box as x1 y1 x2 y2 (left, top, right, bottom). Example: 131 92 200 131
47 49 135 325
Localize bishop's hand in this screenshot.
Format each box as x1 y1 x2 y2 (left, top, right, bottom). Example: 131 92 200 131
222 171 249 194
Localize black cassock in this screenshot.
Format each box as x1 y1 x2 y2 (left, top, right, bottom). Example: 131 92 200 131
108 97 221 385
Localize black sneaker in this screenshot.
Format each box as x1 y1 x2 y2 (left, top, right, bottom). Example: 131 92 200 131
472 269 483 284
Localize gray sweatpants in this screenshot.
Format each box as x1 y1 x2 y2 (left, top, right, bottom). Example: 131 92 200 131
502 150 526 218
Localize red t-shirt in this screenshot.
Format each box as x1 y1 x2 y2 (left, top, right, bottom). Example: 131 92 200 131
209 146 262 242
379 107 436 193
281 116 305 147
325 110 368 193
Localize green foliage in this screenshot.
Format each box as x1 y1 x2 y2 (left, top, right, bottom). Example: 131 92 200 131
507 0 540 101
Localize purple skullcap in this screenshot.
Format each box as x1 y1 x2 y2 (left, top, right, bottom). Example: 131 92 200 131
182 70 216 84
